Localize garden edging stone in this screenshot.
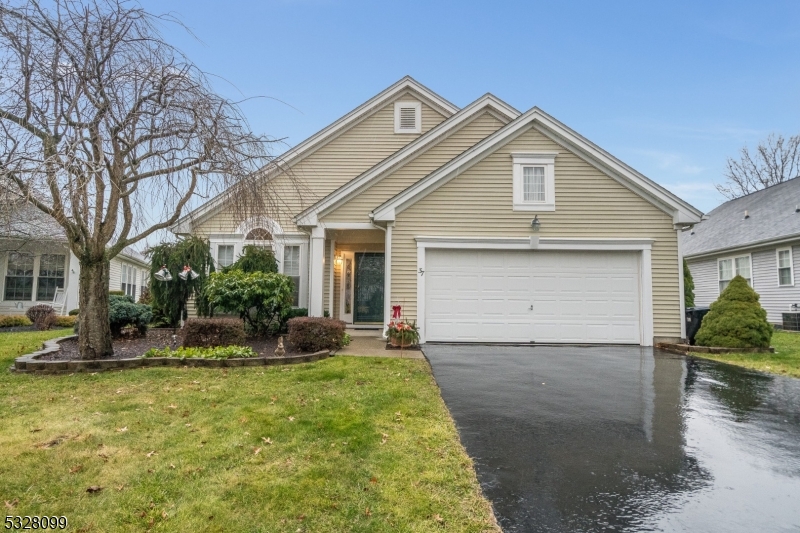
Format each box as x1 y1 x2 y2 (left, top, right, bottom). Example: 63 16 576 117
656 342 775 356
10 334 332 374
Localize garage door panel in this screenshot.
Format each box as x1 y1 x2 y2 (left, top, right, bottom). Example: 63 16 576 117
425 249 640 344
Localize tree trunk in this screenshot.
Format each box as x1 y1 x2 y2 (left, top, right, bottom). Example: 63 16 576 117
78 259 114 359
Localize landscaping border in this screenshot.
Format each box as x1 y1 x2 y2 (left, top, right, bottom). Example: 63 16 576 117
656 342 775 356
11 335 331 374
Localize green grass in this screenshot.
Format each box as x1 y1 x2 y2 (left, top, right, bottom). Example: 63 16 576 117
690 330 800 378
0 330 498 532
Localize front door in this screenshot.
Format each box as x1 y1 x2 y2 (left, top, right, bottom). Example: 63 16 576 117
353 252 384 323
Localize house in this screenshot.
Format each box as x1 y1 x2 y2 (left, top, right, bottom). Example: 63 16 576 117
683 178 800 325
0 201 150 316
172 76 703 346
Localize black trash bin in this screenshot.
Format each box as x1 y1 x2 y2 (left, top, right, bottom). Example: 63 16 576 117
685 307 710 345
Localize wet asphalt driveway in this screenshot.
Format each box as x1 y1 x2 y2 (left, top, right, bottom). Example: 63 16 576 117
423 344 800 533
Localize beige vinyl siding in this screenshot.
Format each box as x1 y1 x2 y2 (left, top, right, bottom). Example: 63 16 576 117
193 94 447 237
391 125 682 339
323 111 506 223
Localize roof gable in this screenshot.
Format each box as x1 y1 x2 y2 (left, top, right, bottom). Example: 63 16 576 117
683 177 800 258
371 107 703 226
171 76 458 234
294 94 520 226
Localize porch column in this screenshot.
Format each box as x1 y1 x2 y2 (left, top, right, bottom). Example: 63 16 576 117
382 222 393 338
309 226 325 317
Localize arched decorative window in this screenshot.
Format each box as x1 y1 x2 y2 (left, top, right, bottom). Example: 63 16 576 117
245 228 273 242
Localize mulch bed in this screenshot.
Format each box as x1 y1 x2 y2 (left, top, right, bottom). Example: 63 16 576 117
39 328 304 361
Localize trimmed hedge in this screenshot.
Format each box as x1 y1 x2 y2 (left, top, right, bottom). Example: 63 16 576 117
287 317 346 352
0 315 32 328
143 345 257 359
183 318 246 348
26 304 56 330
68 308 79 316
695 275 773 348
54 315 77 328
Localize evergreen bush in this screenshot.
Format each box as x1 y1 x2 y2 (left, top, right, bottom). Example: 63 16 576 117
684 258 695 308
287 317 347 352
695 275 772 348
109 294 153 337
203 270 293 336
0 315 32 327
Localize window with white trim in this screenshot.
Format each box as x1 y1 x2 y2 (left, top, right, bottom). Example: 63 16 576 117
512 153 557 211
217 245 235 268
777 248 793 286
718 255 751 293
394 101 421 134
37 254 65 301
4 252 34 301
121 264 138 299
283 245 301 306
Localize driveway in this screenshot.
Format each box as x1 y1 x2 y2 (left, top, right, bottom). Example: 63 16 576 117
423 344 800 533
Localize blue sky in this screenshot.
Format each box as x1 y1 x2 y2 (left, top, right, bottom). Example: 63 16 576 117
140 0 800 214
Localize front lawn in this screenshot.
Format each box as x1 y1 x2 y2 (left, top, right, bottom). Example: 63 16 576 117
691 330 800 379
0 330 497 532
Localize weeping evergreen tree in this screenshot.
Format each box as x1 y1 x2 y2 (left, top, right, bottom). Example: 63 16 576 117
684 258 695 308
148 237 214 327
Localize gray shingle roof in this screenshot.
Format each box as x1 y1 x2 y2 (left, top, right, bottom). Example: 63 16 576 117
682 177 800 257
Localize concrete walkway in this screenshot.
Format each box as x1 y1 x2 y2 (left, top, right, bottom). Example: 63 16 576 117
336 336 424 359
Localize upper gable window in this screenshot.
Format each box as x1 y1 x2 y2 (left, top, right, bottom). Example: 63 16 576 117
394 101 421 134
512 153 557 211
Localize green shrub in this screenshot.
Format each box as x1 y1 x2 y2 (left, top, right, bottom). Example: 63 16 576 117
54 315 77 328
695 275 773 348
279 307 308 332
183 318 246 348
287 317 347 352
227 245 278 274
204 270 293 336
684 258 695 308
68 308 79 316
0 315 32 327
143 345 257 359
109 290 125 296
109 294 153 337
25 304 56 330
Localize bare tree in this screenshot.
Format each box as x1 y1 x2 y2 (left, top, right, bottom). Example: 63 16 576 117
717 133 800 199
0 0 286 358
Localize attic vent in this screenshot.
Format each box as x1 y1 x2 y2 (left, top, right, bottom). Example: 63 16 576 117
394 101 421 134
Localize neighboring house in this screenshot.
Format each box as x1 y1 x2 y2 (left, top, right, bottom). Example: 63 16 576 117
683 178 800 325
0 202 150 315
172 76 702 346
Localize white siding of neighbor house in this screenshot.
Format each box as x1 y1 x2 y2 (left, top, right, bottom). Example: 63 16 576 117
688 241 800 324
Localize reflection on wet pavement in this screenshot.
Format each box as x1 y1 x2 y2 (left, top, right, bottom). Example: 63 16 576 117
423 345 800 533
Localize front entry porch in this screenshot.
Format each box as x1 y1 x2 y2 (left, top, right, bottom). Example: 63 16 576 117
308 226 387 328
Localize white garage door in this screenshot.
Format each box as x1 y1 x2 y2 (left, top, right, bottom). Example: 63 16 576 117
425 249 641 344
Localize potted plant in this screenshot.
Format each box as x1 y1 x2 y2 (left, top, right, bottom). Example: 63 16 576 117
387 320 419 348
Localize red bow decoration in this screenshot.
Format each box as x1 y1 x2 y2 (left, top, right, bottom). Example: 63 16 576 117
392 305 402 319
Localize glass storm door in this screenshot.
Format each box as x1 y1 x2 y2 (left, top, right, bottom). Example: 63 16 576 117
353 253 384 323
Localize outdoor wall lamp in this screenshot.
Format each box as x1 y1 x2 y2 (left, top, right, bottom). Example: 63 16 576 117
178 265 200 280
334 254 343 267
154 265 172 282
530 215 541 232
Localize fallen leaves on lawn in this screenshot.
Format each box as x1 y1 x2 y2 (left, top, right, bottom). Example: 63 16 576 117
85 486 103 493
262 437 273 445
287 416 295 422
69 464 83 474
98 452 110 462
370 477 378 484
253 447 262 455
146 451 157 458
365 508 372 517
381 433 388 445
167 404 177 409
433 514 445 524
116 426 128 432
4 499 18 510
35 435 67 449
29 428 42 433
